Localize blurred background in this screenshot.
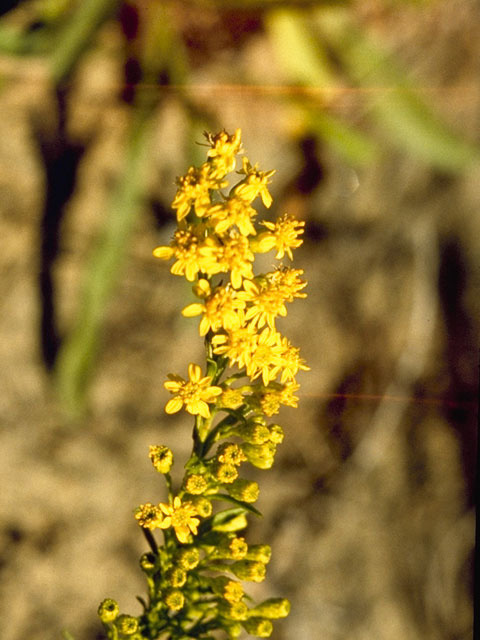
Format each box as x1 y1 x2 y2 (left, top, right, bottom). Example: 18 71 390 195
0 1 478 639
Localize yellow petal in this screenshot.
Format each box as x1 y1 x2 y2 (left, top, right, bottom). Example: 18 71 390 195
153 246 174 260
193 279 211 298
199 316 210 336
188 363 202 382
175 526 191 543
195 401 211 418
164 381 182 392
165 398 183 414
182 303 205 318
158 517 172 529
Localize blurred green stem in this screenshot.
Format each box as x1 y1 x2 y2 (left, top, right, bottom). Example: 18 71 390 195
50 0 119 84
54 100 155 418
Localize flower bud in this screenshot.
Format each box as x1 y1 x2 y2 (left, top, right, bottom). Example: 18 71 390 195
242 617 273 638
211 461 238 484
250 598 290 619
139 552 157 573
219 388 244 409
218 600 249 621
267 423 284 444
176 546 201 570
134 503 163 530
246 544 271 564
227 478 260 503
149 445 173 474
165 566 187 587
163 588 185 611
241 442 276 469
216 442 247 466
209 575 243 603
190 496 213 518
97 598 119 623
115 614 138 635
184 473 208 495
224 622 243 638
231 560 266 582
235 422 270 444
218 535 248 560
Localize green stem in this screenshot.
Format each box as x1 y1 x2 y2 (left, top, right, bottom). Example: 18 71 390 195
50 0 120 84
54 99 156 417
142 528 158 555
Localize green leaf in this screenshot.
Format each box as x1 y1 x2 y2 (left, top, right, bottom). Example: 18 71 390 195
198 508 248 536
314 8 480 170
50 0 119 83
266 9 334 87
208 493 263 517
306 109 377 165
54 106 155 417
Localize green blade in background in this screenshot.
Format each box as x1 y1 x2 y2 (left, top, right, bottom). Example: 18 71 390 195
314 7 480 170
266 9 377 165
266 9 335 87
54 107 153 418
50 0 120 84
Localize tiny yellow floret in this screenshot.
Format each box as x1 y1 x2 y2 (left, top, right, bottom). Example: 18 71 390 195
164 363 222 418
158 496 200 543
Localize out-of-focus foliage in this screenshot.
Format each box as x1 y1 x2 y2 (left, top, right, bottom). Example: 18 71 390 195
0 0 477 416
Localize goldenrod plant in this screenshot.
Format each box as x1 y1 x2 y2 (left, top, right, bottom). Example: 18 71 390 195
97 129 308 639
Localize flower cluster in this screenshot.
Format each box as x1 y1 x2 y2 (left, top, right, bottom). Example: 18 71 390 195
98 129 307 640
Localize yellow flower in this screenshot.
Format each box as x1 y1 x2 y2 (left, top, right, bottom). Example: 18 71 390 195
220 232 255 289
172 163 225 221
153 227 223 282
149 445 173 474
164 363 222 418
245 328 284 385
234 158 275 208
206 128 243 178
182 283 246 336
216 442 247 466
239 279 288 330
266 267 307 301
260 381 300 416
218 388 245 409
212 325 258 371
134 503 164 530
158 496 200 543
222 580 244 604
276 336 310 383
256 214 305 260
207 196 257 237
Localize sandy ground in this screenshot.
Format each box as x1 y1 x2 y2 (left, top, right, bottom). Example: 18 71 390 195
0 2 478 639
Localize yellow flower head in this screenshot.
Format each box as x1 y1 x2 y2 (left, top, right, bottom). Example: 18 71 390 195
153 226 223 282
206 128 243 178
158 496 200 543
245 328 285 385
164 363 222 418
216 442 247 466
149 445 173 474
219 232 255 289
172 163 225 221
208 196 257 237
234 158 275 208
260 381 300 416
182 283 246 336
134 503 164 530
212 325 258 371
257 214 305 260
239 278 287 329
